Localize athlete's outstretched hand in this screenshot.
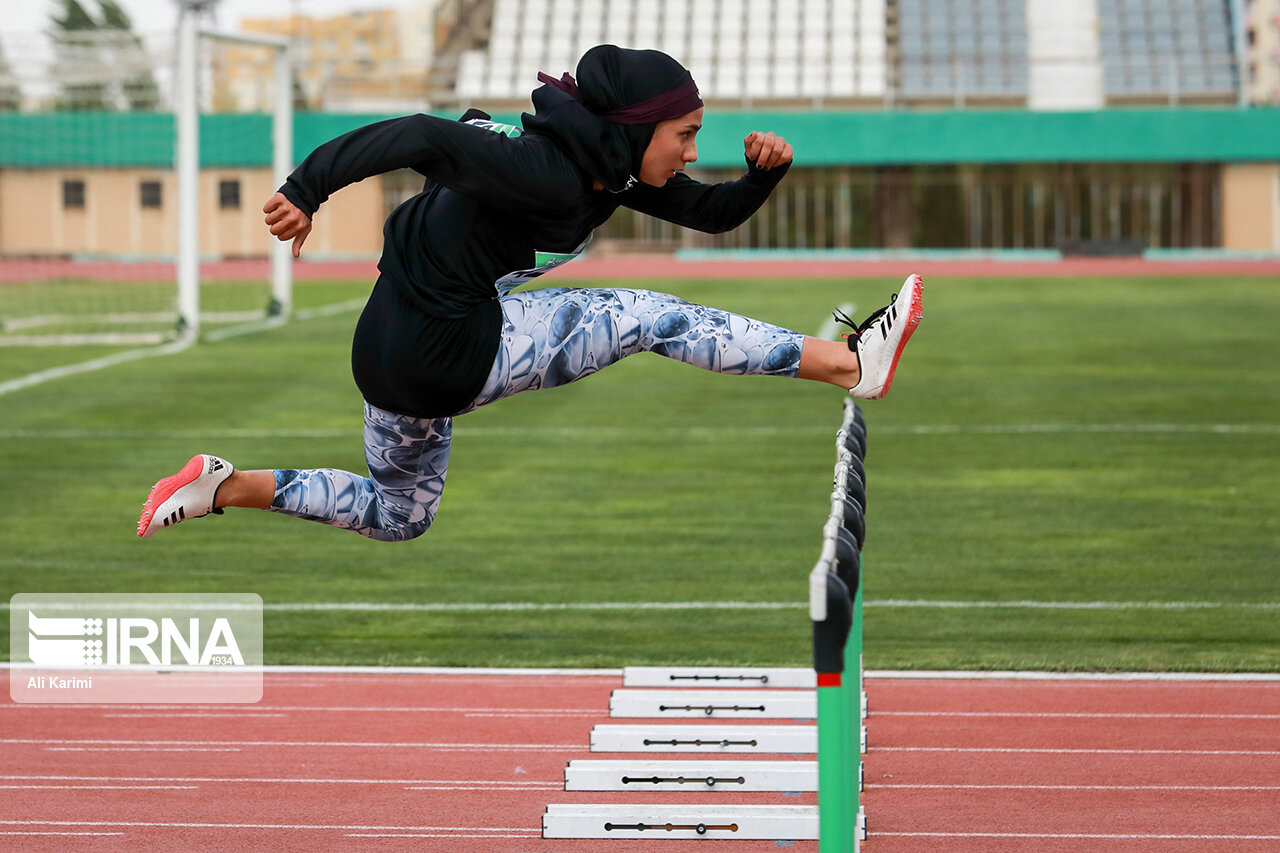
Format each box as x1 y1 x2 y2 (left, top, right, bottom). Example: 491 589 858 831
744 131 793 170
263 192 312 258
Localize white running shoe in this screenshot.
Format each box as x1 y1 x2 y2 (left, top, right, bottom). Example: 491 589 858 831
837 274 924 400
137 454 234 539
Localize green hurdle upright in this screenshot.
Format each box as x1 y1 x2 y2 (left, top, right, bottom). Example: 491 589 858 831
812 399 868 853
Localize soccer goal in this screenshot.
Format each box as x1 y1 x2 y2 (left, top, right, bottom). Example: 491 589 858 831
0 6 291 348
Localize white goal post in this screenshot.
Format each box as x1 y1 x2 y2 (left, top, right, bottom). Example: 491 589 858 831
176 7 293 338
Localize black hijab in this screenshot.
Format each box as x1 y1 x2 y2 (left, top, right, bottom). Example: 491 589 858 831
522 45 703 193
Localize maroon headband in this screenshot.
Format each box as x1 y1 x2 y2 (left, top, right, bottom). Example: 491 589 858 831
537 72 703 125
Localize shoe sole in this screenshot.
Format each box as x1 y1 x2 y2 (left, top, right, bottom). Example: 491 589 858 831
137 455 205 539
875 274 924 399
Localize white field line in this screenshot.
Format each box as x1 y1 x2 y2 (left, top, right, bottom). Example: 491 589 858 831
814 301 856 342
6 599 1278 614
258 599 1280 613
107 599 1271 613
0 332 171 347
0 337 194 397
0 298 363 398
2 422 1277 440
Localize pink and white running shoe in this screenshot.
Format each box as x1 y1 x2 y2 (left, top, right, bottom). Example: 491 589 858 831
137 454 234 539
836 274 924 400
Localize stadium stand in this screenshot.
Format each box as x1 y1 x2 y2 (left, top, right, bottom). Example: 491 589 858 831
442 0 1245 110
897 0 1030 103
1099 0 1238 102
452 0 888 106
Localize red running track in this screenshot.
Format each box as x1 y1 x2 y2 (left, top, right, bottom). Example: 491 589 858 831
1 671 1277 852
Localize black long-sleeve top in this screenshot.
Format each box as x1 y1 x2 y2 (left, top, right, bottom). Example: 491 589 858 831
278 113 789 418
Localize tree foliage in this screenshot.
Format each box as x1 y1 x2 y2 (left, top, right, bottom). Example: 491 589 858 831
49 0 162 111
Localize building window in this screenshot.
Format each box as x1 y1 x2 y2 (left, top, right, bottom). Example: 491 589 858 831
219 179 242 209
63 179 86 209
140 180 163 209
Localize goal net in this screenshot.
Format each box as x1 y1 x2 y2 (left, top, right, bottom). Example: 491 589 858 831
0 20 291 349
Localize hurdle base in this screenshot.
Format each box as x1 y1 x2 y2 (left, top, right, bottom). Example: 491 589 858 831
565 759 817 792
610 688 816 719
591 723 816 754
622 666 816 688
542 804 818 840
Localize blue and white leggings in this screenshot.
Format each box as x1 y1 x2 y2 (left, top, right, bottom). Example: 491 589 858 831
269 287 804 541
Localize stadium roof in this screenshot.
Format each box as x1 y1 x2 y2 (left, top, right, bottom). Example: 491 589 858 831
1 108 1278 168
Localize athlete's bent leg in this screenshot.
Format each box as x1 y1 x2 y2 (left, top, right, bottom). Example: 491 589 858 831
265 402 452 542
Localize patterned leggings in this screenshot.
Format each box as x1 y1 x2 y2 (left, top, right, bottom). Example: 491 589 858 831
269 288 804 541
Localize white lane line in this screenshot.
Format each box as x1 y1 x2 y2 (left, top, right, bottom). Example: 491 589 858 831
7 738 579 751
3 705 602 715
875 706 1280 712
346 833 540 838
402 785 561 791
5 665 1274 683
102 706 288 712
0 820 535 832
875 747 1280 756
867 670 1280 682
874 784 1280 791
1 775 559 786
0 784 199 790
881 833 1280 841
45 747 243 753
0 832 125 837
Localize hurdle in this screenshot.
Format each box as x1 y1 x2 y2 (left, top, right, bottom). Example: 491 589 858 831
543 399 868 849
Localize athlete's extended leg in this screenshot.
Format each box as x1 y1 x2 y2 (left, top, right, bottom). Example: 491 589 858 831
459 287 812 412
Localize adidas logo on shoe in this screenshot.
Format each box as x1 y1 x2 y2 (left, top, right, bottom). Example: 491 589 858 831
839 274 924 400
137 454 235 539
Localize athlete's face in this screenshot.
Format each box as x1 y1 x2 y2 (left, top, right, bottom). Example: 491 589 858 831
639 108 703 187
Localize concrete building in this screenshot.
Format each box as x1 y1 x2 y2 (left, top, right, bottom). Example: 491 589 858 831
2 110 1277 260
1247 0 1280 103
213 3 439 113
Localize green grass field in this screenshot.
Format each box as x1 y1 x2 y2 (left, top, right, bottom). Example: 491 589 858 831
2 274 1277 672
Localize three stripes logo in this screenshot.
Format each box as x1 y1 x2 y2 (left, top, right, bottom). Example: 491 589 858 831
880 302 897 340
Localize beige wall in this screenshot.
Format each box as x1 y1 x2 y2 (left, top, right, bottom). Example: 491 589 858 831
0 168 387 259
1222 163 1280 251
